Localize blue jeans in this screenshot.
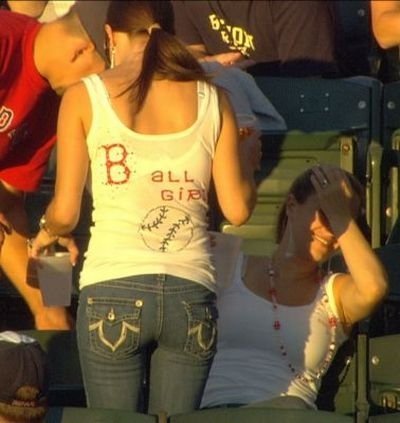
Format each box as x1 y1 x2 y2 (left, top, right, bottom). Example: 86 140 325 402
76 274 217 416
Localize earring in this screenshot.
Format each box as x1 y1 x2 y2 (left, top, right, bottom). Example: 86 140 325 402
109 46 116 69
284 219 295 258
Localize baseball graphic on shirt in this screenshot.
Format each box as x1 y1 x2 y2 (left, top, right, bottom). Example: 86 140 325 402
139 206 193 252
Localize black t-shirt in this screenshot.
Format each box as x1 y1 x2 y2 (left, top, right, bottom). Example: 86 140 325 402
172 0 338 77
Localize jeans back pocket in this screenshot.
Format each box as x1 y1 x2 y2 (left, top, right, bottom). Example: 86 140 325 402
87 296 143 359
183 301 218 361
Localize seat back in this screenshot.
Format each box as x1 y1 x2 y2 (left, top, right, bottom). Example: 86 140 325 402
331 243 400 420
168 408 354 423
368 334 400 416
45 407 158 423
381 82 400 241
317 337 357 416
221 76 383 250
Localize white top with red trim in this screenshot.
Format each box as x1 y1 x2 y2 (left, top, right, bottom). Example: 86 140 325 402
201 252 348 408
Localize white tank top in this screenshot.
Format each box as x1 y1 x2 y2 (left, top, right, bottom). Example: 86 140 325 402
79 74 221 292
201 253 348 408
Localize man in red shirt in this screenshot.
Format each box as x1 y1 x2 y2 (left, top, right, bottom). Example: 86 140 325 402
0 1 109 329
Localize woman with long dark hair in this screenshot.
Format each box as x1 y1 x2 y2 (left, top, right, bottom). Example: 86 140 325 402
201 165 388 409
29 0 256 415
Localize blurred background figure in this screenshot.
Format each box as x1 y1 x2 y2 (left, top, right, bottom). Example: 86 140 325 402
0 331 48 423
371 0 400 82
5 0 46 18
371 0 400 49
6 0 75 20
38 0 75 22
171 0 338 77
0 1 110 330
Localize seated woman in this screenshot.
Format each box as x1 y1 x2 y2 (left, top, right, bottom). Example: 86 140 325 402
201 165 388 410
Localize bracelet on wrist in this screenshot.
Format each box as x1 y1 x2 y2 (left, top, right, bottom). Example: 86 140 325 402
38 214 58 239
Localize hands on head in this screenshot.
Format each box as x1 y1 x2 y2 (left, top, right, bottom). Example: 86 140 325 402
310 165 359 239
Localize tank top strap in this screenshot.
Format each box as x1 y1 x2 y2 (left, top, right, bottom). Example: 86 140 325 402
81 73 112 110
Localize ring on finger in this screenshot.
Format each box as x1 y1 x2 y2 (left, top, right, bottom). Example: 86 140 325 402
26 238 34 249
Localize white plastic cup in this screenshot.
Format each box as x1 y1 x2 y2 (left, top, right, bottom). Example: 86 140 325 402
37 252 72 306
236 113 262 171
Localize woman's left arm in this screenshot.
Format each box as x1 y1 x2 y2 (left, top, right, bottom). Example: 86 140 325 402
30 82 91 261
312 166 388 327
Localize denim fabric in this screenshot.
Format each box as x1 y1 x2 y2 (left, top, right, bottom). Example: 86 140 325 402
76 274 217 416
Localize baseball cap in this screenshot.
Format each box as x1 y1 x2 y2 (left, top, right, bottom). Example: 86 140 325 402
0 331 47 406
73 0 111 62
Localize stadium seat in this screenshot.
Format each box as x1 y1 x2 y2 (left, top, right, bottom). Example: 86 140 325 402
168 407 354 423
317 337 357 416
381 81 400 241
45 407 160 423
222 76 383 250
369 413 400 422
368 334 400 416
329 243 400 421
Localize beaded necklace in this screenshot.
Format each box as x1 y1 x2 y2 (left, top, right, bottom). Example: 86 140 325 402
267 263 338 385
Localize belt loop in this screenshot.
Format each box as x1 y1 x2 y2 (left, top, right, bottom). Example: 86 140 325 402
156 274 166 285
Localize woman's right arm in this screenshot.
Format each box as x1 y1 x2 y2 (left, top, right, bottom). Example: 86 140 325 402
212 91 257 225
30 82 90 261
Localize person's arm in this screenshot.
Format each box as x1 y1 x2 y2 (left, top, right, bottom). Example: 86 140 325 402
172 1 248 67
30 82 89 258
371 0 400 49
0 181 73 329
212 91 257 226
7 0 47 18
312 167 388 328
200 51 251 68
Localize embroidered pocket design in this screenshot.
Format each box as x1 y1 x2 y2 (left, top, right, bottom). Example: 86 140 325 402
184 301 218 360
86 297 143 358
89 319 139 352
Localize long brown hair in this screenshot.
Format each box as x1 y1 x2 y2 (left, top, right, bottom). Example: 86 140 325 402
106 0 208 111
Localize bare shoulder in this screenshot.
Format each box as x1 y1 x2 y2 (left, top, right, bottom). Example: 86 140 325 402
59 81 92 132
215 86 236 119
63 80 88 101
331 272 352 291
330 272 351 307
216 86 228 105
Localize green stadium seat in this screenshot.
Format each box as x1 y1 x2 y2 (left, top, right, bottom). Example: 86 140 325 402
221 76 383 251
168 407 354 423
45 407 160 423
381 81 400 241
